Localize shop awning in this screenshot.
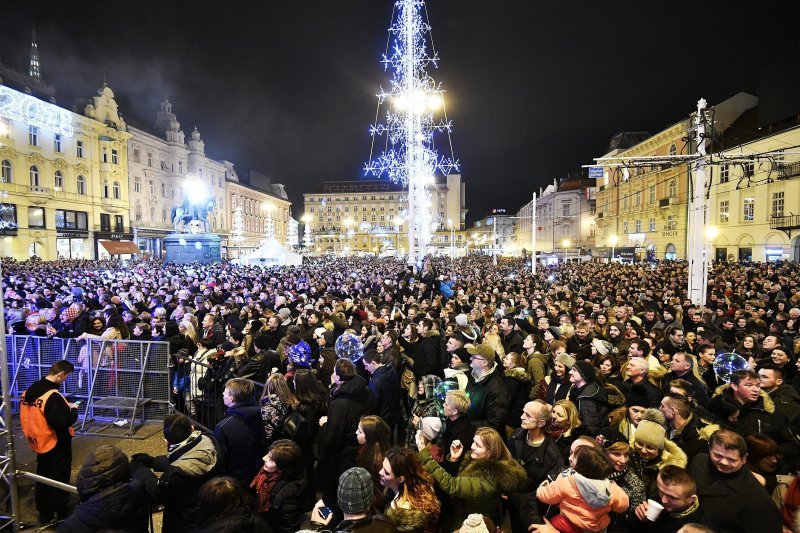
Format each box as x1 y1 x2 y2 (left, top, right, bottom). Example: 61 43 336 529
99 240 141 255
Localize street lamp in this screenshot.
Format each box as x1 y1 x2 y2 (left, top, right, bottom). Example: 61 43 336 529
609 235 618 263
562 239 570 263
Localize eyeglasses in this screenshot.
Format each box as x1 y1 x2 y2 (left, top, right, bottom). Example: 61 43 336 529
470 355 487 362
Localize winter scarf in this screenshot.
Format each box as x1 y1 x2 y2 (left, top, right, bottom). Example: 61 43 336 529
251 469 282 512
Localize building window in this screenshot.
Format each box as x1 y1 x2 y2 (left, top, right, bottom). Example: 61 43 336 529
178 161 183 173
133 148 140 163
134 176 141 193
623 196 628 210
649 218 656 232
635 219 641 233
112 149 119 165
76 140 84 158
103 181 110 198
743 197 754 222
115 215 124 232
55 209 88 230
77 175 86 195
29 166 40 187
28 206 45 228
54 134 62 152
562 203 571 216
54 170 63 190
772 192 784 218
100 213 111 232
720 164 729 184
669 143 677 156
649 185 655 204
744 161 754 177
161 183 167 197
1 160 12 183
113 181 121 200
135 204 142 222
719 200 729 224
148 180 154 196
623 221 628 233
667 215 677 230
147 152 153 167
102 149 108 163
668 179 677 198
28 126 39 146
634 191 641 207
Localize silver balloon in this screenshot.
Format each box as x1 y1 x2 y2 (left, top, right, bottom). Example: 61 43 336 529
433 381 460 416
713 352 750 384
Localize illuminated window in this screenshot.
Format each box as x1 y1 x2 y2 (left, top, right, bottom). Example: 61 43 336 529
719 200 729 224
743 197 754 222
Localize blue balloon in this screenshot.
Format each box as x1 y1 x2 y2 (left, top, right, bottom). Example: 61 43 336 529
335 332 364 362
713 352 750 384
433 381 460 416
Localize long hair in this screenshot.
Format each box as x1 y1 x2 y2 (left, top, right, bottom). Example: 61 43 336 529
263 373 299 410
293 368 328 414
356 416 391 474
106 314 130 340
196 477 255 525
180 320 199 343
384 447 440 516
473 427 514 462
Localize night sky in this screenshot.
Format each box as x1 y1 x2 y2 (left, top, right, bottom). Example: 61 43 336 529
2 1 797 222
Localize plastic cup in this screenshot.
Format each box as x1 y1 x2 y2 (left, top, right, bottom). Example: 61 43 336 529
646 499 664 521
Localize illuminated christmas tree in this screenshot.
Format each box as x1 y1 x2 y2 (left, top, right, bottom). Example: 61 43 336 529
365 0 458 263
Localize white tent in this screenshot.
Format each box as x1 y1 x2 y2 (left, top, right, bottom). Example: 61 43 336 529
235 237 302 267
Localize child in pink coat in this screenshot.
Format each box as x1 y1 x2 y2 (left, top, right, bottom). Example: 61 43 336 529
537 445 629 533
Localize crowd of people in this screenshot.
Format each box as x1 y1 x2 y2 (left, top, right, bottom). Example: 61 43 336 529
8 254 800 533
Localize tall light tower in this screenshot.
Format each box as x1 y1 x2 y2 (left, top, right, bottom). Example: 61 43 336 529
365 0 459 265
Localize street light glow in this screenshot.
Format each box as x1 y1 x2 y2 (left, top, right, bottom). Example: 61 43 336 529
183 175 209 205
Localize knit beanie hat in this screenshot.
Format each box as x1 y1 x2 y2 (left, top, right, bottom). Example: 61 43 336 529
547 326 562 340
453 347 471 365
609 322 625 333
634 409 667 450
455 313 469 327
595 427 627 449
555 352 576 369
592 338 612 356
337 467 374 514
253 334 272 350
459 514 491 533
420 416 442 441
62 306 80 322
572 360 598 384
625 383 653 408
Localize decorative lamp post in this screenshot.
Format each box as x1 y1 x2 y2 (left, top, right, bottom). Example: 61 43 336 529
609 235 618 262
562 239 570 263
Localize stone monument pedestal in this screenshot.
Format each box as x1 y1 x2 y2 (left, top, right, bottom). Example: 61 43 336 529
164 233 221 264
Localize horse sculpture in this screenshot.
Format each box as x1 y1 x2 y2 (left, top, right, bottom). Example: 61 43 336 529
171 198 215 233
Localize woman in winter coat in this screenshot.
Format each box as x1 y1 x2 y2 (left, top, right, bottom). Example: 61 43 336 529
191 477 269 533
260 373 299 446
628 409 688 497
356 415 392 511
406 375 442 447
502 352 532 435
57 445 149 533
547 399 585 462
595 428 646 533
416 426 527 531
381 447 441 533
250 440 312 533
542 353 574 405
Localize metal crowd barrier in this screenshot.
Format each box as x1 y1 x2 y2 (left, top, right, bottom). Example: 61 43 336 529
5 335 172 433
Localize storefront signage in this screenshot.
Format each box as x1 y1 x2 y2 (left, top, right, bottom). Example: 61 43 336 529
661 230 678 237
0 86 74 137
766 248 783 255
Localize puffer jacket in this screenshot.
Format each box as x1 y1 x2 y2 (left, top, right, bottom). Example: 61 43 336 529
385 506 438 533
629 439 687 497
537 472 629 532
418 447 527 531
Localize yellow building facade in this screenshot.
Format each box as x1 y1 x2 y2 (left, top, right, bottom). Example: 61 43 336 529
595 121 690 261
226 180 291 259
0 83 132 260
709 125 800 262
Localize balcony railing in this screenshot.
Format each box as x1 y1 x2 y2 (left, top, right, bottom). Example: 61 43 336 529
770 214 800 235
777 162 800 180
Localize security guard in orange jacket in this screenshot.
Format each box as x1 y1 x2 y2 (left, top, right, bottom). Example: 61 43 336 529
20 360 78 522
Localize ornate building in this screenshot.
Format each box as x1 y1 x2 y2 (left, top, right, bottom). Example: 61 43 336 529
225 172 291 259
128 100 233 257
0 45 133 260
302 174 465 256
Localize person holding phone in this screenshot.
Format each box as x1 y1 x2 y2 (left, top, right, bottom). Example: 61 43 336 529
309 467 394 532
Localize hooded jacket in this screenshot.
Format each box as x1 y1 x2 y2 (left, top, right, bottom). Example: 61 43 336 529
713 383 787 441
466 362 510 433
414 329 444 379
537 472 629 532
385 506 436 533
213 398 267 486
418 447 527 531
503 367 532 428
629 439 688 497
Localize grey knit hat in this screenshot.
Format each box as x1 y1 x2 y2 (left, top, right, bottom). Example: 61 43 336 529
337 467 374 514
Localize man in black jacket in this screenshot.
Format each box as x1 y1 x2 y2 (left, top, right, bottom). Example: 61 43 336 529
465 343 509 433
499 316 525 355
317 359 377 516
688 429 781 533
20 360 79 522
132 414 222 533
363 349 401 432
413 318 444 379
213 378 267 487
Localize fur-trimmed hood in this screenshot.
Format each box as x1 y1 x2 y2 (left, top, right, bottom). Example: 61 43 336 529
504 366 531 383
422 329 440 339
385 506 431 532
659 438 688 468
459 455 528 493
714 383 775 414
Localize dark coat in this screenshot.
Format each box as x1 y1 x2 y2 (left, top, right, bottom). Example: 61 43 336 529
213 399 267 486
55 313 91 338
769 384 800 425
368 364 401 428
413 329 444 379
570 381 608 435
544 376 572 405
669 413 718 463
689 453 782 533
190 506 271 533
660 370 708 403
57 481 150 533
507 430 564 489
262 471 312 533
441 415 476 459
622 378 663 408
500 330 525 356
465 364 510 433
502 367 532 429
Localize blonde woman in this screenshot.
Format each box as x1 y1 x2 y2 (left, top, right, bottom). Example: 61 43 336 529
546 399 584 462
260 373 299 445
